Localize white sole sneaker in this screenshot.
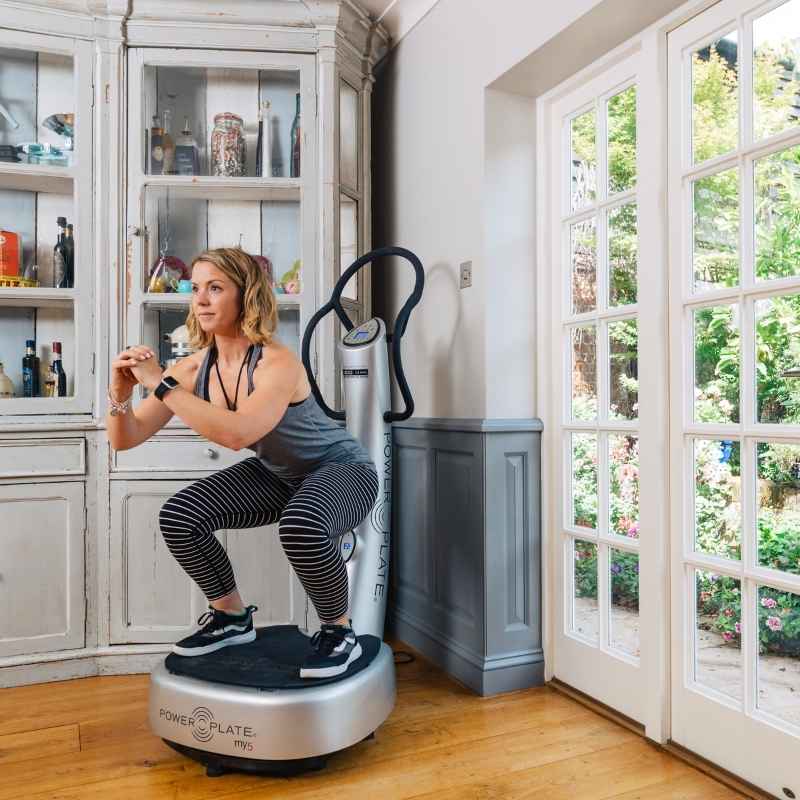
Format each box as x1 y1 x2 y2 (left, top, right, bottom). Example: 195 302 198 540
299 641 363 679
171 628 256 657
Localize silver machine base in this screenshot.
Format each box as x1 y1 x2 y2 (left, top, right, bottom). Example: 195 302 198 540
149 641 396 776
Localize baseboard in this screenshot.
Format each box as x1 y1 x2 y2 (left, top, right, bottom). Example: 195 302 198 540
389 608 545 696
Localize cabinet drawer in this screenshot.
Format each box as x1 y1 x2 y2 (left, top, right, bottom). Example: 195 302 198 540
112 436 247 472
0 438 85 479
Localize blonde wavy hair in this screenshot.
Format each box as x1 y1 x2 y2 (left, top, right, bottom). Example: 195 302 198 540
186 247 278 350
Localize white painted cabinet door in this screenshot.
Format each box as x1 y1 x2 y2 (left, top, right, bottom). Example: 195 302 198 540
109 480 306 644
0 481 85 658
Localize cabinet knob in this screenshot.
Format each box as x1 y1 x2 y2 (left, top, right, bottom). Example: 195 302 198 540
205 448 218 459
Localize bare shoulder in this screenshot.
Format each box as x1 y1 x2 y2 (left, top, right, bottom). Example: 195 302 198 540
164 347 207 390
252 341 309 400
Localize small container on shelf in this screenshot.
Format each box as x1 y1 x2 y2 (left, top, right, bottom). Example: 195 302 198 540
22 339 40 398
0 230 22 277
0 362 14 398
211 113 246 177
290 92 301 178
175 117 200 176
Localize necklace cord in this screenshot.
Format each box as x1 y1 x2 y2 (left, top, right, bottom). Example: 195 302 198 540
213 344 252 411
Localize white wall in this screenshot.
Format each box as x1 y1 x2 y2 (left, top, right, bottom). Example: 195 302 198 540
372 0 606 419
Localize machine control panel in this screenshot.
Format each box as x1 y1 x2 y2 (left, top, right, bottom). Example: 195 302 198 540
342 318 380 347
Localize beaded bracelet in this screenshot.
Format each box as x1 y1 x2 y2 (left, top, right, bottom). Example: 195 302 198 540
108 389 132 416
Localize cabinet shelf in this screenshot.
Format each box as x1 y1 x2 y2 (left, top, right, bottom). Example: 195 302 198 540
140 176 300 202
0 288 76 308
0 163 74 195
140 291 303 306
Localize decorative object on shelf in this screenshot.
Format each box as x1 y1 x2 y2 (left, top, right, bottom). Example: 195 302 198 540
0 274 38 288
150 113 164 175
54 217 73 289
0 361 14 398
0 230 22 277
164 323 195 368
211 112 246 177
177 278 192 293
278 259 301 294
65 223 75 288
51 341 67 397
253 254 274 286
0 101 20 131
16 141 68 166
22 339 40 397
161 109 176 175
0 144 20 162
270 114 283 177
256 100 271 178
42 112 74 152
148 254 188 292
290 92 301 178
22 261 38 285
175 117 199 176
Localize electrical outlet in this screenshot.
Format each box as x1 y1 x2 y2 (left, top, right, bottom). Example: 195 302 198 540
460 261 472 289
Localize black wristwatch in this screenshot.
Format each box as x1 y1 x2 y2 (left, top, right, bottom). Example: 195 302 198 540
153 375 179 401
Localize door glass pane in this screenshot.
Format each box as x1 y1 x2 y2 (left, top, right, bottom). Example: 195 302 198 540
339 81 359 189
609 319 638 421
340 193 358 301
609 434 639 540
571 432 598 530
753 0 800 142
695 569 742 700
607 86 637 195
692 32 739 164
693 168 740 292
694 438 741 561
757 442 800 577
694 304 740 423
755 294 800 424
0 305 75 398
754 144 800 283
571 325 597 421
571 217 597 313
572 538 598 642
609 547 640 657
570 110 596 211
757 584 800 728
608 202 637 307
142 186 301 296
142 65 301 178
0 47 75 168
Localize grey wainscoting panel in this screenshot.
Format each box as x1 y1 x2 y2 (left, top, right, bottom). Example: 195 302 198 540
389 418 544 696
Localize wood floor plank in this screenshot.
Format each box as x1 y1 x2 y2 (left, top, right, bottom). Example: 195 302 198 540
0 723 80 766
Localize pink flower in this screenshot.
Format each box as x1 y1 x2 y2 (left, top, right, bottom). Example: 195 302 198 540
723 631 733 641
761 597 777 609
723 608 735 617
734 622 741 634
700 591 712 602
766 616 783 632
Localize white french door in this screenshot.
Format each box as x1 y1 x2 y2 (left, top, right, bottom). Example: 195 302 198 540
542 43 670 731
668 0 800 794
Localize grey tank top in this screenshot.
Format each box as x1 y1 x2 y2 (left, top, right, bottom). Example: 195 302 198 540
194 344 374 485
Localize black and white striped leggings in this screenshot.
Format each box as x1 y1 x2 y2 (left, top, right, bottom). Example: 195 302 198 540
158 457 379 623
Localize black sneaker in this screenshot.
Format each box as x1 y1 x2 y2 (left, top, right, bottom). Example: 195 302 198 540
299 621 363 679
172 604 258 657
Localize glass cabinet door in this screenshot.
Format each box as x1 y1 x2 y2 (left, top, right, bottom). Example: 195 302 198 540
125 48 316 413
0 31 93 416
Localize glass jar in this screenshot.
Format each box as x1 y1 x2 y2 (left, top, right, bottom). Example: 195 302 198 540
211 112 246 177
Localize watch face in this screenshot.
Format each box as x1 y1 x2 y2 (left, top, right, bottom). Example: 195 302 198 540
164 376 179 388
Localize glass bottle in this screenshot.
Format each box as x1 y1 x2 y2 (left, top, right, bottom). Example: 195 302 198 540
150 113 164 175
211 113 246 177
0 361 14 398
52 341 67 397
161 109 176 175
22 339 39 397
64 223 74 289
175 117 199 176
270 115 283 177
54 217 68 288
290 93 301 178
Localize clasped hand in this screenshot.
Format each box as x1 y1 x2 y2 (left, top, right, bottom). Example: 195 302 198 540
111 345 164 394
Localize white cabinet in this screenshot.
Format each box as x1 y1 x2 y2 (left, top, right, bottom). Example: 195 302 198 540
109 480 306 644
0 481 85 658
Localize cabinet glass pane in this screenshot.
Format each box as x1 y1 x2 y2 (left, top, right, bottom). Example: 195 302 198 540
0 47 75 168
142 304 300 372
0 186 75 289
0 305 75 398
340 193 358 301
753 0 800 142
142 66 302 178
141 187 301 296
692 32 739 164
339 81 358 189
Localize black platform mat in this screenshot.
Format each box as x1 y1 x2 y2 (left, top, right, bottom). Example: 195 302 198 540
164 625 381 690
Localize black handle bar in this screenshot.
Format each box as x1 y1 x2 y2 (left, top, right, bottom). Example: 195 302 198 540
300 246 424 423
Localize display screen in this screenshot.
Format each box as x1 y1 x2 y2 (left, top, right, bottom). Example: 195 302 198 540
352 330 370 340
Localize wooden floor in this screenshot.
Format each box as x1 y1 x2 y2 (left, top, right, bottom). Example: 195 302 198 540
0 640 748 800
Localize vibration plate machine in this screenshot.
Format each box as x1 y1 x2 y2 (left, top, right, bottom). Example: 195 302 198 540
148 246 424 777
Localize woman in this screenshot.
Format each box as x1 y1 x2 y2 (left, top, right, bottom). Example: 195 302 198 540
106 247 379 679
